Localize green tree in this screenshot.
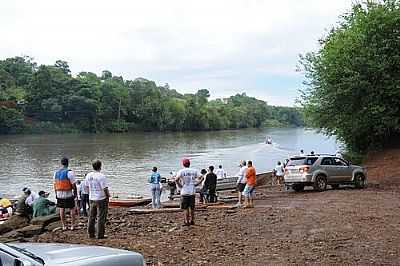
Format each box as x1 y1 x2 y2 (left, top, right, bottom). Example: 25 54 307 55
300 0 400 153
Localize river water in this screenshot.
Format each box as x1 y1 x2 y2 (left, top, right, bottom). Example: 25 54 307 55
0 128 339 198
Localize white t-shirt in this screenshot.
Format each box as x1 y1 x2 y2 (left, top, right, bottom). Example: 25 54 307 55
275 165 284 176
76 184 81 200
85 171 108 201
25 191 39 206
215 168 226 179
237 166 248 184
53 170 76 199
176 167 201 195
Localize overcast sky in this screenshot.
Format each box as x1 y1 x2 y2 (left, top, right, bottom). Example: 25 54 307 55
0 0 353 106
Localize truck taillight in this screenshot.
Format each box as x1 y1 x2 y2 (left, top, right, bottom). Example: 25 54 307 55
299 166 310 173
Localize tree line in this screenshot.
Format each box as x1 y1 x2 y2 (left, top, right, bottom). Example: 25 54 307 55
300 0 400 155
0 56 304 134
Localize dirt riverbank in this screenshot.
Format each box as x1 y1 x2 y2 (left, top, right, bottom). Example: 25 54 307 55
23 183 400 265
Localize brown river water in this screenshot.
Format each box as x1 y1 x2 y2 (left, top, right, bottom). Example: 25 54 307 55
0 128 339 198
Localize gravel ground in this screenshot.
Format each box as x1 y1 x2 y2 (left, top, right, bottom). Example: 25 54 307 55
29 184 400 266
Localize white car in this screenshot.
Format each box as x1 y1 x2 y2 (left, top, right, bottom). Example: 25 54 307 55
0 243 145 266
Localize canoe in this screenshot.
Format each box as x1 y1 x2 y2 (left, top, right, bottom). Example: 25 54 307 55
109 198 151 208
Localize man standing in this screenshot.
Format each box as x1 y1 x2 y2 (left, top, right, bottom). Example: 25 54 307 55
204 165 218 203
149 166 161 209
235 160 247 207
54 157 77 230
215 165 226 180
175 158 201 226
80 178 90 217
274 161 285 186
244 160 256 208
85 160 110 239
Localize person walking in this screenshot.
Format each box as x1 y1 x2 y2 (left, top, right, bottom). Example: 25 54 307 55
149 167 161 209
54 157 77 230
244 160 256 208
215 165 226 180
85 160 110 239
235 160 247 207
204 166 218 203
199 169 207 204
175 158 202 226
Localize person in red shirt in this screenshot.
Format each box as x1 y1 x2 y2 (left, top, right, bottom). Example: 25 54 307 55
244 160 256 208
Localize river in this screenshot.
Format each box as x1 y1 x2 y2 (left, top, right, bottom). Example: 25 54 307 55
0 128 339 198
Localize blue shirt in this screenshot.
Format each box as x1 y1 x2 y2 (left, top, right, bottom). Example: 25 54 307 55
149 172 161 184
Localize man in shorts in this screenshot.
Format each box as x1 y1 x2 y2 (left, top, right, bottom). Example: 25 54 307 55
235 160 247 207
175 158 202 226
244 160 256 208
54 157 77 230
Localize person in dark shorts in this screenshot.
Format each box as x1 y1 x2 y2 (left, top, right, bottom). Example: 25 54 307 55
235 160 247 207
176 158 202 226
54 157 77 230
204 166 217 203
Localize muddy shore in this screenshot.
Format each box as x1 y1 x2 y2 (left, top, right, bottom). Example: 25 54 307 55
7 183 397 265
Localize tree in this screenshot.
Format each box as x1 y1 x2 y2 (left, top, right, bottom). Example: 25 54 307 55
299 0 400 153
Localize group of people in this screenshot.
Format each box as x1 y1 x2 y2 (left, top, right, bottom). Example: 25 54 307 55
5 157 109 239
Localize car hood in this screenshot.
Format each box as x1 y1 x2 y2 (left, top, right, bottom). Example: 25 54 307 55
9 243 144 266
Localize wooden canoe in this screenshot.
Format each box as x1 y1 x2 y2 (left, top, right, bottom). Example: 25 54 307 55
216 171 272 191
109 198 151 208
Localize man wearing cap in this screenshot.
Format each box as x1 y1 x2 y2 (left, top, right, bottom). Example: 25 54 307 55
22 187 38 207
235 160 247 207
32 191 56 218
54 157 77 230
175 158 202 226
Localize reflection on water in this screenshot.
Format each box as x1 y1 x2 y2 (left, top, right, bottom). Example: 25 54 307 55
0 128 339 198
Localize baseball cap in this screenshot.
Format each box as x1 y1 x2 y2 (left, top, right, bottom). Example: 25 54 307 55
182 158 190 167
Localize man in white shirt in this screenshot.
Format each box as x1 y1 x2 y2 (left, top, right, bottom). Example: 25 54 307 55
215 165 227 179
235 160 247 207
274 161 285 185
22 188 38 207
175 158 202 226
85 159 110 239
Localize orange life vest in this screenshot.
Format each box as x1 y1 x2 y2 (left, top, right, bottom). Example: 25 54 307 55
54 168 73 191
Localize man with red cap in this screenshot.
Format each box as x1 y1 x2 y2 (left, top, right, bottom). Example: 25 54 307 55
175 158 202 226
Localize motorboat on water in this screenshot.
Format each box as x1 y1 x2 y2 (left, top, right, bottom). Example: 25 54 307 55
265 136 272 144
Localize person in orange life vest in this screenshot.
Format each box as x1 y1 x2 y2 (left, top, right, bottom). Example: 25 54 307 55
54 157 78 230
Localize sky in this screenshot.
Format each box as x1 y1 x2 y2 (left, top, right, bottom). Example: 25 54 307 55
0 0 353 106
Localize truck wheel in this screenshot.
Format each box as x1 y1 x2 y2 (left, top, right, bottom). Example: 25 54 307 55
292 184 305 192
313 175 327 192
354 174 366 189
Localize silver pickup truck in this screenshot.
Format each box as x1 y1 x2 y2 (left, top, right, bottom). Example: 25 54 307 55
284 155 367 192
0 243 145 266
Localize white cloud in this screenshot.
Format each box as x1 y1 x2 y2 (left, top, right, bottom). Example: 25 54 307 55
0 0 353 106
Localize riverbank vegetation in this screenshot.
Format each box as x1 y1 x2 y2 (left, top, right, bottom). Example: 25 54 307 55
300 0 400 155
0 56 303 134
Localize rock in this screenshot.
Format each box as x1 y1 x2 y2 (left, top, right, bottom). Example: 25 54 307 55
31 214 60 227
16 224 43 237
0 215 29 235
46 221 63 232
0 230 23 239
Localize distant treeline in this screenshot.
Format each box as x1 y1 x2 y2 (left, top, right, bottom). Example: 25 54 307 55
0 56 304 134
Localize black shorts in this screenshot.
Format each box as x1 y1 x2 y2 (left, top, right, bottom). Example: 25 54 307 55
237 183 246 192
57 197 75 209
181 195 195 210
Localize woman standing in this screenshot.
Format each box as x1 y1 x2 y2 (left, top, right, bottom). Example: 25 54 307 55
149 167 161 208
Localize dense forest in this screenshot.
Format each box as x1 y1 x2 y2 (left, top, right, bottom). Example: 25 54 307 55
0 56 303 134
300 0 400 155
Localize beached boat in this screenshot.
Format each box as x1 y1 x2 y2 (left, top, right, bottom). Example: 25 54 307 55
109 198 151 208
215 171 272 191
